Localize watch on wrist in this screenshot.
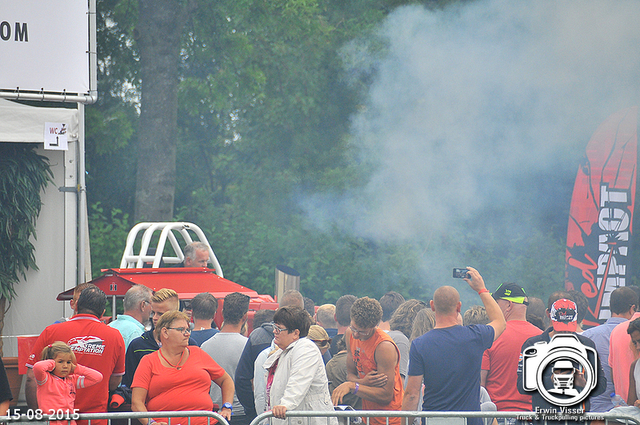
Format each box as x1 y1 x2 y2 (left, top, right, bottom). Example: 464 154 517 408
222 402 233 411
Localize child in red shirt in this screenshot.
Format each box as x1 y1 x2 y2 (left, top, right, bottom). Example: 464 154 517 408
33 342 103 425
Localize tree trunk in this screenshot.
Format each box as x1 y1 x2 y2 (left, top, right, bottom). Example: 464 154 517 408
134 0 189 222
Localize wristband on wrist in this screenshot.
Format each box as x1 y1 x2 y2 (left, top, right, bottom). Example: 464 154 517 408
478 288 490 295
353 382 359 395
149 420 156 425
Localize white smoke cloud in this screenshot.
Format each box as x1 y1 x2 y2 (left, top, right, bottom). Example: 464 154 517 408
302 0 640 294
315 0 639 234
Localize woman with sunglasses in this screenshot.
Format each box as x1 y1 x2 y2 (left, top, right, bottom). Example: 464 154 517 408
131 310 234 425
263 306 337 425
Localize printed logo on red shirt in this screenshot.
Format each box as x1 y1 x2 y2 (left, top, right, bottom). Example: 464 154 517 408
68 336 106 355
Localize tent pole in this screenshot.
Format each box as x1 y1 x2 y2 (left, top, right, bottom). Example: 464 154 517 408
77 103 89 285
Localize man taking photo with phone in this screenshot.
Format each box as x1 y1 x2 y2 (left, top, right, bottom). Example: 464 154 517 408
401 267 506 425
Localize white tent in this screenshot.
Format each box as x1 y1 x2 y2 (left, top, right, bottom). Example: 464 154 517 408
0 98 89 357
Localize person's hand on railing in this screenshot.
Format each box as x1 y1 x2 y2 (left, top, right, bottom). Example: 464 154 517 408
218 406 232 421
272 405 287 419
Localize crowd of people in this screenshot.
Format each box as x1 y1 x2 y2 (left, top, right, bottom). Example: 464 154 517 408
5 247 640 425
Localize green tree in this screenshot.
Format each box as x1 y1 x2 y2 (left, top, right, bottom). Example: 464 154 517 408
0 144 52 353
86 0 571 306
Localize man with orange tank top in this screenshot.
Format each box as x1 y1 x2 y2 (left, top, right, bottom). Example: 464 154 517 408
331 297 403 425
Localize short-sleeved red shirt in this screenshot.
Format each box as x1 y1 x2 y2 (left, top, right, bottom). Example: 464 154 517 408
26 314 126 418
481 320 541 411
132 346 225 425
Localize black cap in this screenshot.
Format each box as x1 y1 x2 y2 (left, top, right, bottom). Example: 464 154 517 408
492 283 529 305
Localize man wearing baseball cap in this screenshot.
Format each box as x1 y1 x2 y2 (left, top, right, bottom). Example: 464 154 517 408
492 282 530 305
549 298 580 332
517 293 606 422
481 283 542 424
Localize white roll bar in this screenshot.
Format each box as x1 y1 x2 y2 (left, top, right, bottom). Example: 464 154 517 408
119 222 223 277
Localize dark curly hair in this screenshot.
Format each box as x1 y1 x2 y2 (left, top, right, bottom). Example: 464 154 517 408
350 297 383 329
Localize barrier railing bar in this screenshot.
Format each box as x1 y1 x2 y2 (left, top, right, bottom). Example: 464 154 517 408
0 411 229 425
250 410 640 425
1 410 639 425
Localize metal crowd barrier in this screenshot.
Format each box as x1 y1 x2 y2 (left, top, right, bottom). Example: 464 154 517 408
250 410 640 425
1 410 640 425
0 411 229 425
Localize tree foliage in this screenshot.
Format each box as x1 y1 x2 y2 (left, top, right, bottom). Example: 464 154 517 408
88 203 131 277
87 0 569 304
0 144 52 301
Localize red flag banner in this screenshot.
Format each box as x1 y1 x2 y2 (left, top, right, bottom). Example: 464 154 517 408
17 336 38 374
565 107 638 326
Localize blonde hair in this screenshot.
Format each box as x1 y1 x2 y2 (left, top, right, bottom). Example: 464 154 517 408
41 341 76 363
151 288 180 311
316 304 338 328
154 310 190 341
73 283 95 300
410 309 436 341
463 305 489 326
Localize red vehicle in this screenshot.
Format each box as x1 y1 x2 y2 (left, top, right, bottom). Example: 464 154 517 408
56 222 277 331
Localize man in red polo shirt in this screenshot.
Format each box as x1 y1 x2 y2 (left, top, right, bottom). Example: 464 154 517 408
25 286 125 424
481 283 541 424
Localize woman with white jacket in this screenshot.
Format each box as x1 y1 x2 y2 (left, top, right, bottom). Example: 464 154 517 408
264 306 338 425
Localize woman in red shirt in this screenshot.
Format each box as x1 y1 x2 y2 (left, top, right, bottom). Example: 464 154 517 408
131 311 234 425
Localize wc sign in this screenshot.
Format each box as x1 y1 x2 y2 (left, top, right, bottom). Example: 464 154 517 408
44 122 68 150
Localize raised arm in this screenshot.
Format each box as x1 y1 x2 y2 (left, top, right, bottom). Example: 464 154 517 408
464 267 506 340
32 360 55 384
73 364 103 389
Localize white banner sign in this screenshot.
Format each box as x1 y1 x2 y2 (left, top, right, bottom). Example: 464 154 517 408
0 0 89 94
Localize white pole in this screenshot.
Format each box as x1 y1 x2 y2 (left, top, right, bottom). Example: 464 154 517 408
77 102 88 284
